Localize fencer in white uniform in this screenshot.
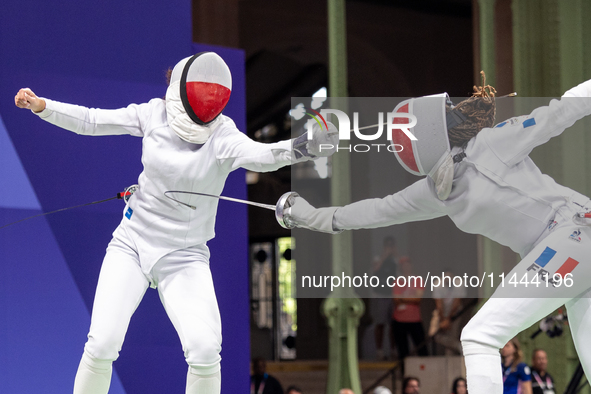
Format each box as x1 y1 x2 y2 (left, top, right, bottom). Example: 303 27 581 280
286 79 591 394
14 52 337 394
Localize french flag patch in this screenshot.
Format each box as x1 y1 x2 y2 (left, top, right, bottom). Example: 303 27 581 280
555 257 579 277
534 247 556 267
125 207 133 220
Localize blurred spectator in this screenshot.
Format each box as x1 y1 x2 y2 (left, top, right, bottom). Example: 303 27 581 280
501 338 532 394
431 269 466 355
451 377 467 394
285 385 302 394
392 257 428 364
530 349 555 394
402 377 421 394
251 357 284 394
339 389 355 394
372 236 398 360
285 386 302 394
374 386 392 394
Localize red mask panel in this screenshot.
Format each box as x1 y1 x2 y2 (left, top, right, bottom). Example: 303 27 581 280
180 52 232 125
186 82 231 124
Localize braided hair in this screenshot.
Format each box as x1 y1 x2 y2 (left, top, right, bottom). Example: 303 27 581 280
447 71 496 147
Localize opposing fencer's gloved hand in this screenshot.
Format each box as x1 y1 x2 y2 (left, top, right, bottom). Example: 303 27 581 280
285 196 342 234
292 121 339 160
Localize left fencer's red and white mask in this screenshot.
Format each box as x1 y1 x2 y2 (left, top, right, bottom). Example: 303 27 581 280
165 52 232 144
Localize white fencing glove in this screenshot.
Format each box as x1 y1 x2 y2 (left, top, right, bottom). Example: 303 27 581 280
293 121 338 160
285 196 342 234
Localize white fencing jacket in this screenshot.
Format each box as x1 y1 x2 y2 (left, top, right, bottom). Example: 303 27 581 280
334 81 591 258
37 98 294 274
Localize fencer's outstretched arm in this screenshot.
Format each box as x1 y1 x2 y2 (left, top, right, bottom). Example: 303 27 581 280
15 88 339 172
483 79 591 166
14 88 45 112
288 178 445 233
333 178 445 230
213 126 297 172
14 88 146 137
213 120 339 173
562 78 591 98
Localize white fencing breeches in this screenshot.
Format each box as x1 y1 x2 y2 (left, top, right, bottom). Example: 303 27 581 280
461 224 591 394
74 234 222 393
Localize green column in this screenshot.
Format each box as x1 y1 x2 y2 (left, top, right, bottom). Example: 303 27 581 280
324 0 365 393
558 0 587 195
322 295 365 394
478 0 497 86
476 0 507 298
513 0 562 178
328 0 347 99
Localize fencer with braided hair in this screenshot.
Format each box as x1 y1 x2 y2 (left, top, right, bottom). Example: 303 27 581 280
448 72 497 147
287 75 591 394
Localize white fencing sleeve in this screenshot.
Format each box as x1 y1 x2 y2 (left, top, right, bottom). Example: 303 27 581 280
562 79 591 98
333 178 446 230
214 124 304 172
287 196 341 234
482 79 591 167
35 98 149 137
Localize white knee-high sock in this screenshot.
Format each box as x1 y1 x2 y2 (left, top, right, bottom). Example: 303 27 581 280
462 341 503 394
73 352 113 394
186 367 221 394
